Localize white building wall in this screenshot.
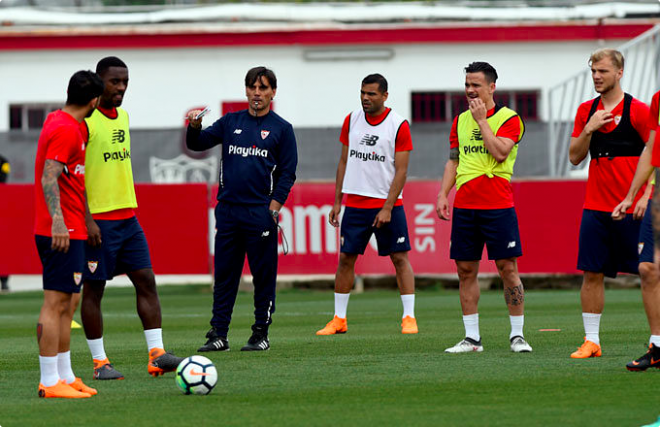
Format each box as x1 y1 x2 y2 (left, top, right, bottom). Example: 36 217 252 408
0 39 611 131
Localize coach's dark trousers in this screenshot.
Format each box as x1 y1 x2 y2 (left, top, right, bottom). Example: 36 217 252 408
210 202 278 337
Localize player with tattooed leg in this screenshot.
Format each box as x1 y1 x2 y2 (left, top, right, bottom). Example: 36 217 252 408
436 62 531 353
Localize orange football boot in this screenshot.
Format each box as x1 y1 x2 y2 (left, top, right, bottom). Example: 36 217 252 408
148 348 185 377
38 380 91 399
316 316 347 335
68 377 98 395
401 316 418 334
570 338 602 359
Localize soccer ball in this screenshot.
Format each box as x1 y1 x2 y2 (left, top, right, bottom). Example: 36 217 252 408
175 355 218 395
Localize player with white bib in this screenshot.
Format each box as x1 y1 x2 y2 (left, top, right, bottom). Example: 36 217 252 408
317 73 417 336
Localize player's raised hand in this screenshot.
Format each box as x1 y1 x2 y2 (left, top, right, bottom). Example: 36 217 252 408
612 198 632 220
51 216 70 253
436 193 451 221
585 110 613 134
328 204 341 228
468 98 487 122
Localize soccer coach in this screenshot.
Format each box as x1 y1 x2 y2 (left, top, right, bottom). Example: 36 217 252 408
186 67 298 352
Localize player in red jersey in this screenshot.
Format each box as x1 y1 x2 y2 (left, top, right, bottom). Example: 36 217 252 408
316 74 417 336
612 90 660 370
569 49 652 359
34 70 103 398
436 62 530 353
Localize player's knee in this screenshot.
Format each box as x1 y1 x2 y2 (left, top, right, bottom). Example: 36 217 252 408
456 264 477 281
338 253 358 270
389 252 410 270
639 262 660 287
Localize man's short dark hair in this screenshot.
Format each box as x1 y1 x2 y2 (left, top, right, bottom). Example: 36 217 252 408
66 70 104 106
245 66 277 89
96 56 128 76
361 73 388 93
464 62 498 83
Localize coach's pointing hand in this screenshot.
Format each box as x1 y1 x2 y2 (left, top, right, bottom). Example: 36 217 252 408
187 110 204 129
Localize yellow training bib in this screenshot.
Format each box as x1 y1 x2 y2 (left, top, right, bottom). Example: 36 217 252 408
84 108 137 214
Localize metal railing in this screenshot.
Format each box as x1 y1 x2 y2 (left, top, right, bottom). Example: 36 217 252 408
547 24 660 177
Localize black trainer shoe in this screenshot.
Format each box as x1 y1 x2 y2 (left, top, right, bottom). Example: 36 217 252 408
626 343 660 371
198 328 230 352
240 325 270 351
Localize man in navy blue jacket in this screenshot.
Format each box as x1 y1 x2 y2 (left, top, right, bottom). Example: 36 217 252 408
186 67 298 351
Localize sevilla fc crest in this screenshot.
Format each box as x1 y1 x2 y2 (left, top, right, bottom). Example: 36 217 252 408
614 115 621 125
73 272 82 286
261 130 270 140
88 261 98 274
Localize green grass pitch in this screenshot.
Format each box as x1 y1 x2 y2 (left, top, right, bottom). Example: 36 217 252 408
1 285 659 426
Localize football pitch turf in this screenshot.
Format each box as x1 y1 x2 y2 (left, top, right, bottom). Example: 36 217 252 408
1 285 659 427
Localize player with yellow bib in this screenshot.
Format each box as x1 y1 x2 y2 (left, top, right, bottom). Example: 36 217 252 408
436 62 532 354
80 57 183 381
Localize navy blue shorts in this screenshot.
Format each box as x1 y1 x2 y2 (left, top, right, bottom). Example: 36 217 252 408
84 216 152 281
639 200 654 264
340 206 411 256
450 207 522 261
577 209 641 277
35 235 85 293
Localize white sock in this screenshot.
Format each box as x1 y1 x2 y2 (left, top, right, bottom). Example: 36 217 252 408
86 337 107 361
334 293 350 319
39 355 59 387
463 313 480 342
650 335 660 347
57 351 76 384
583 313 601 345
401 294 415 318
144 328 164 351
509 315 524 340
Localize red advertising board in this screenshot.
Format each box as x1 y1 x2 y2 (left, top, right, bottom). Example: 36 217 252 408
1 180 587 276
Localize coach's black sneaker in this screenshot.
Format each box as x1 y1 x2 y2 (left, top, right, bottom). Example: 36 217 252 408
626 343 660 371
240 325 270 351
198 327 230 352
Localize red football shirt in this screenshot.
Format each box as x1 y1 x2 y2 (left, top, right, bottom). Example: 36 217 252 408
339 108 413 209
571 96 651 212
34 110 88 240
450 107 523 210
648 91 660 167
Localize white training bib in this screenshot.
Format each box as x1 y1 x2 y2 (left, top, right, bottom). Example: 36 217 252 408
342 108 406 199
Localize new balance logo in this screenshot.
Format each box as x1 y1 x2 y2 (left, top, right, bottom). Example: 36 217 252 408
262 231 270 237
397 237 406 244
507 241 516 248
112 129 125 143
471 129 483 141
360 134 379 146
234 129 243 134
